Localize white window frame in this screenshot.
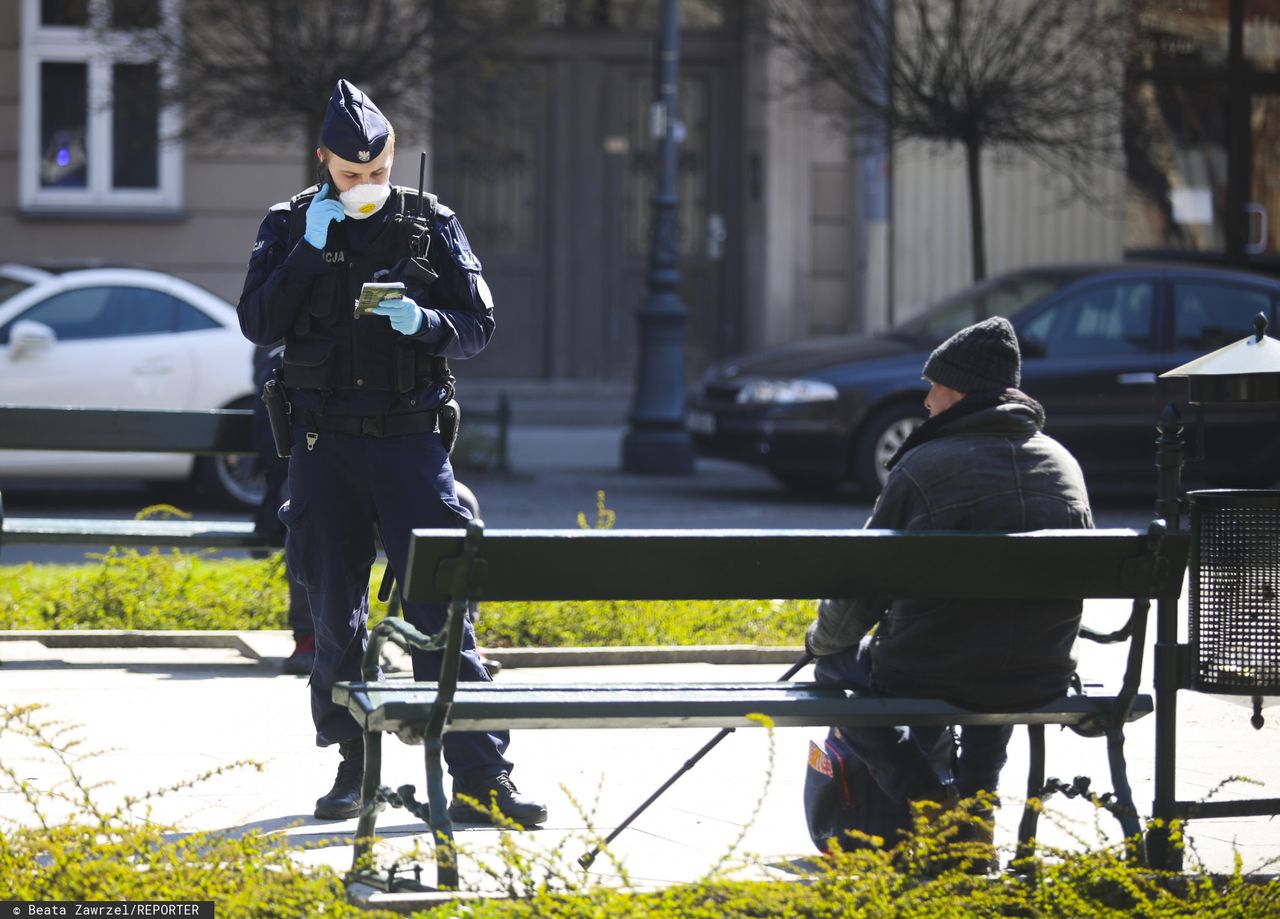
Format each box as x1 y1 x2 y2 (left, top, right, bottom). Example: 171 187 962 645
20 0 184 214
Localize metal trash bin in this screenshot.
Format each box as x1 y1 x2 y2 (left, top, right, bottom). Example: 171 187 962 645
1188 489 1280 696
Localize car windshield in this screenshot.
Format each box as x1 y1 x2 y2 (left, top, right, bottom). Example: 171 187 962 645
889 271 1082 343
0 277 32 305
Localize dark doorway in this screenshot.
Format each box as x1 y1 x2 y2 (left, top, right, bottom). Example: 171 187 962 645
433 17 742 380
599 63 737 378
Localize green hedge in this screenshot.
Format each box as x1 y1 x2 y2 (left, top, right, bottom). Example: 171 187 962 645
0 550 811 646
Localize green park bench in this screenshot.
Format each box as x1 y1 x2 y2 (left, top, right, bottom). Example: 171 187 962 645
0 406 272 659
0 402 506 660
334 519 1189 891
0 405 271 553
0 400 510 555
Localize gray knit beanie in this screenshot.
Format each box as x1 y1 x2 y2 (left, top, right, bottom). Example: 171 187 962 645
922 316 1021 393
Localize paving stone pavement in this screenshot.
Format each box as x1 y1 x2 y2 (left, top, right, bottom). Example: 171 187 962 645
1 626 1276 903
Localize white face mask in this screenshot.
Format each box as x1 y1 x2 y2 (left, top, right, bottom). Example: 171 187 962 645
339 181 391 219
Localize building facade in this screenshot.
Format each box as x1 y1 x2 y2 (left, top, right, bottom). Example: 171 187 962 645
6 1 1265 386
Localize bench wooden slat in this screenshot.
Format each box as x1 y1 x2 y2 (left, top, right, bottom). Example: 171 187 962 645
0 405 254 454
405 527 1189 602
336 681 1154 734
0 516 270 549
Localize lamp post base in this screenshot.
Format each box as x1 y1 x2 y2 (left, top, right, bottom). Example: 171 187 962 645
622 426 696 475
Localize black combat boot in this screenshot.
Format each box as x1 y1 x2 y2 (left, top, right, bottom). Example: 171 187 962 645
448 772 548 827
314 738 363 820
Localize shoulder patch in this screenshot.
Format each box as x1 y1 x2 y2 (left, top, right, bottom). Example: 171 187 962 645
268 199 291 213
437 210 482 272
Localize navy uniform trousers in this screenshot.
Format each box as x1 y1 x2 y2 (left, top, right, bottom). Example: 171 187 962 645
281 420 513 786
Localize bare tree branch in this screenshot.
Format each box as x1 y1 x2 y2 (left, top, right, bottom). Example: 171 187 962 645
765 0 1137 280
122 0 541 180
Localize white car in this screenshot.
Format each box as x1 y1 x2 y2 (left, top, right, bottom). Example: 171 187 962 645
0 263 262 507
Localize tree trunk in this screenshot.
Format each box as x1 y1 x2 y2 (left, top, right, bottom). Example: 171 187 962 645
964 137 986 282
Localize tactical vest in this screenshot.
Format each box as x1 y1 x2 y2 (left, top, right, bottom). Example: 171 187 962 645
281 185 453 396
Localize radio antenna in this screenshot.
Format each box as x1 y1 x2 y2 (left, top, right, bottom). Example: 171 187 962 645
418 151 427 219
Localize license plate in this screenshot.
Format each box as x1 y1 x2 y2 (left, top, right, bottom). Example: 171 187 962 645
685 409 716 435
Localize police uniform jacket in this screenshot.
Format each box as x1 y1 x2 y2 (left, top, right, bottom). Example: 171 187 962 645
237 184 493 419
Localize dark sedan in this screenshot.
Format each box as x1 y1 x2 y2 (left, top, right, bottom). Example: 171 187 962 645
687 263 1280 495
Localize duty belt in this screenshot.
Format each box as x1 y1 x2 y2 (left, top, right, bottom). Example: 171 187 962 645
301 409 438 438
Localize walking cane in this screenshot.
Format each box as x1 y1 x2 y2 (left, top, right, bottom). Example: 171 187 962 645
578 652 815 869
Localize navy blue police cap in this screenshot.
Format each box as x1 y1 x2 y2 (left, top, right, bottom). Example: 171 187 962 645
319 79 390 163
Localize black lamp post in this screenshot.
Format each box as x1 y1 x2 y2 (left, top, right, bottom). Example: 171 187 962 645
622 0 696 475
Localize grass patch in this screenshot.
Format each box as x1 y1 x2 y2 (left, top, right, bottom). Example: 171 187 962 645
0 549 288 632
0 550 810 645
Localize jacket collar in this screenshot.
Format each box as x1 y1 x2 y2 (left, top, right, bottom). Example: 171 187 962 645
885 388 1046 471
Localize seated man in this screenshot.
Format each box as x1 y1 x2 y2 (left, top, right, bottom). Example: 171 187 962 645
804 316 1093 854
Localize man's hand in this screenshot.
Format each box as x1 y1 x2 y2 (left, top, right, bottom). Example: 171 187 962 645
304 183 345 249
807 597 880 658
804 621 825 658
371 295 426 335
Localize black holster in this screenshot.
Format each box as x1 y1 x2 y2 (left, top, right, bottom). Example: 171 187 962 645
439 399 461 455
262 372 293 458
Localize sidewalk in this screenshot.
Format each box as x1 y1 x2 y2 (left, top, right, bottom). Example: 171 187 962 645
2 387 1273 904
1 626 1276 904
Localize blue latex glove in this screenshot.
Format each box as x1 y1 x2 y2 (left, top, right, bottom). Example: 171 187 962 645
371 295 426 335
304 183 345 249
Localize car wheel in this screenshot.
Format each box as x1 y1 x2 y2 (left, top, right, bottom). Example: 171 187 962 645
768 468 843 495
853 402 926 497
195 397 266 509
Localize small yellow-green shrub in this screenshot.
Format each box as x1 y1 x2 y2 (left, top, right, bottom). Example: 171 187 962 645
0 551 811 646
0 704 395 918
3 705 1277 919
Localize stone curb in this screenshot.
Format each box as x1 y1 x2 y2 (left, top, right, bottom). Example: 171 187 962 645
0 629 262 658
0 629 804 668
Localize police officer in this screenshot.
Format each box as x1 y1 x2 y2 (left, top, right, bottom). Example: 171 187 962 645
237 79 545 826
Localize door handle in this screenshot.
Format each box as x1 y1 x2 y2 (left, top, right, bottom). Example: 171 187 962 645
706 213 726 261
134 361 175 375
1246 202 1268 255
1117 372 1157 385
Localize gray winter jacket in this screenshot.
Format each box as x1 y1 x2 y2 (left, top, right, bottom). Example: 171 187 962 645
806 391 1094 709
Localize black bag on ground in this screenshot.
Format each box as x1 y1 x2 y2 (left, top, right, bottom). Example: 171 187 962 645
802 728 913 854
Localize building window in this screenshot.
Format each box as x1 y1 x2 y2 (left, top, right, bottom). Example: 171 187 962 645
20 0 182 213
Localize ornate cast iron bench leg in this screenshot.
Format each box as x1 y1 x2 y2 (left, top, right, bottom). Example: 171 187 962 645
1015 724 1047 864
1105 726 1142 843
345 520 486 891
352 729 385 876
425 731 457 888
